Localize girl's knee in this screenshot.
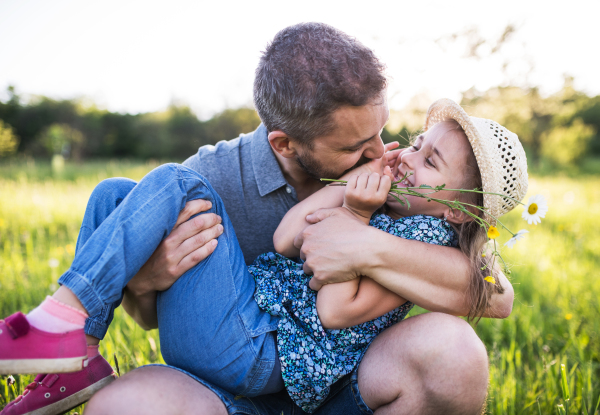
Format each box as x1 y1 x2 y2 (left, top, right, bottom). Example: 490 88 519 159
91 177 136 204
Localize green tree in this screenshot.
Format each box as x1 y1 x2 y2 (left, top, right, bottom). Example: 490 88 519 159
40 123 84 156
574 95 600 155
203 108 261 145
0 120 19 157
461 86 554 165
165 105 206 158
541 118 595 166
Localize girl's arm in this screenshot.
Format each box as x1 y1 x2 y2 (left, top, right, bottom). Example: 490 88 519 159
316 276 407 329
273 181 346 257
274 145 398 257
314 171 401 329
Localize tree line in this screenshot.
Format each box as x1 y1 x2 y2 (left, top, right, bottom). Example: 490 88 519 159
1 81 599 170
0 86 262 160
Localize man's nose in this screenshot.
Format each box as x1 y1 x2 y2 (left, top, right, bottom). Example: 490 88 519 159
363 137 385 160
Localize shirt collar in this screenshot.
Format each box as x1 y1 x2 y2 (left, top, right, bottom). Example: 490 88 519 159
251 124 289 197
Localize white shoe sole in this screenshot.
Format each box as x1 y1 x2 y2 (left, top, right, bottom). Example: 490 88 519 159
0 356 87 375
21 374 116 415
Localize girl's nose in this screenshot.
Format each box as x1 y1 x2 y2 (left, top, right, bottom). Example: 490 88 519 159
400 149 416 170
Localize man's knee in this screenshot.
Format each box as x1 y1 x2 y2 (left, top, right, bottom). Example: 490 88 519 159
415 313 488 370
413 314 488 413
366 312 487 367
358 313 488 414
85 366 227 415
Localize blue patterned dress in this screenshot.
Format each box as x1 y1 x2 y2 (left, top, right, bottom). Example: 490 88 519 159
250 214 458 412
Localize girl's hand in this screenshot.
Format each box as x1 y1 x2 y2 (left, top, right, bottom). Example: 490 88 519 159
383 141 404 170
390 146 412 178
341 142 400 180
343 171 392 223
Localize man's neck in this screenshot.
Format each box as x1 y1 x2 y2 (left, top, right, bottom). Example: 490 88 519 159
273 151 325 201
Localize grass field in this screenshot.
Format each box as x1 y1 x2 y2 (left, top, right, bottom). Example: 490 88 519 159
0 159 599 414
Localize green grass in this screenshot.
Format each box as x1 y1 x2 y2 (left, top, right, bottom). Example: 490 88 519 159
0 159 164 414
1 160 599 414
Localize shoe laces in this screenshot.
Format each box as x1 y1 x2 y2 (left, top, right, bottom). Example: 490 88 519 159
12 374 47 403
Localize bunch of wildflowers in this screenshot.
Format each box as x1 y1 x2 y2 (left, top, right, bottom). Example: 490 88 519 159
322 172 548 282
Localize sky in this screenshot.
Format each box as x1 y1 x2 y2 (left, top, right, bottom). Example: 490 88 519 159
1 0 599 118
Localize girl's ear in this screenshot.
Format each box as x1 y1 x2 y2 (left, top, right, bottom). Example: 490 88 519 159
444 207 474 225
268 131 298 158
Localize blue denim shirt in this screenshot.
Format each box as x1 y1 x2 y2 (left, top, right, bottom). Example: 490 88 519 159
183 124 299 264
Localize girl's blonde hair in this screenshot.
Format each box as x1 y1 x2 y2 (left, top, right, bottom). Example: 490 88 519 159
412 120 503 322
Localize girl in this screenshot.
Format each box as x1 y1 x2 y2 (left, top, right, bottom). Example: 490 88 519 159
0 99 528 413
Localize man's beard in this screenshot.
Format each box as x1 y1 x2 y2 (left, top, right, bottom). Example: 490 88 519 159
295 151 371 181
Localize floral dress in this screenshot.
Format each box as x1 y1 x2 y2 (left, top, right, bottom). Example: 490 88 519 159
250 214 458 412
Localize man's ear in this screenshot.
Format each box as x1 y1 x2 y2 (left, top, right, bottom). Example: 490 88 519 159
268 130 298 159
444 207 474 225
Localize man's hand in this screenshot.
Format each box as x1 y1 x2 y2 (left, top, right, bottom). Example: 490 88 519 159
294 207 373 291
126 199 223 296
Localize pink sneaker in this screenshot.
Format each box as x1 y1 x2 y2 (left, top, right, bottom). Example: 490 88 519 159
0 312 87 374
0 355 117 415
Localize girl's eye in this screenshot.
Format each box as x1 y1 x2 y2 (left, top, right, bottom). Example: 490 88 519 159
425 158 435 167
411 145 419 151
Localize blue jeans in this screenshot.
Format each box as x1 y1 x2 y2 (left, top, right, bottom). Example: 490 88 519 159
61 163 372 412
59 164 278 396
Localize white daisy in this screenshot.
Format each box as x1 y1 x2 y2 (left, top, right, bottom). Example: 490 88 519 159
522 194 548 225
504 229 529 248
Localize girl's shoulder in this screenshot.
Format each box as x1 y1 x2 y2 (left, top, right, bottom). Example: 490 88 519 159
370 213 458 247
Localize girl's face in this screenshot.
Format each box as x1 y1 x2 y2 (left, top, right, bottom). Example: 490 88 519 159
388 121 473 220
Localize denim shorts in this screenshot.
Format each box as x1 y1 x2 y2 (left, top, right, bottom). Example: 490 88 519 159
145 363 373 415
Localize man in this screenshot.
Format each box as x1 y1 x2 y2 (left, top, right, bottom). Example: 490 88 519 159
11 23 511 415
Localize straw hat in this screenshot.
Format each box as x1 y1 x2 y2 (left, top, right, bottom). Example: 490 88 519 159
424 98 529 224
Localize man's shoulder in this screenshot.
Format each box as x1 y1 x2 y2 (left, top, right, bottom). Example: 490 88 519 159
196 134 250 158
184 125 266 165
182 128 262 173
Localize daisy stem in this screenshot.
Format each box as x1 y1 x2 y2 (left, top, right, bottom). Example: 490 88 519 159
322 178 516 236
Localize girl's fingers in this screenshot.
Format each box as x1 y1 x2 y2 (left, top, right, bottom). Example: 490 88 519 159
347 174 359 189
384 141 400 152
366 172 381 192
383 166 394 181
385 148 403 158
356 173 370 190
384 150 401 167
377 175 392 195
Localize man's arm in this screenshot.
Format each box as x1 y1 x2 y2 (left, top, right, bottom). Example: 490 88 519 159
122 199 224 329
296 207 513 319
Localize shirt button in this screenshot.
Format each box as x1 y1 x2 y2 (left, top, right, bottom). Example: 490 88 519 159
286 186 292 194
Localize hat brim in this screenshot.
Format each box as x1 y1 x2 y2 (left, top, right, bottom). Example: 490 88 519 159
424 98 497 224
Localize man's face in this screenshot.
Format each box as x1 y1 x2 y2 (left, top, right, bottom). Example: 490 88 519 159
295 98 389 180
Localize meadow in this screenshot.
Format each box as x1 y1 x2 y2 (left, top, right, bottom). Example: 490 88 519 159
0 159 599 414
